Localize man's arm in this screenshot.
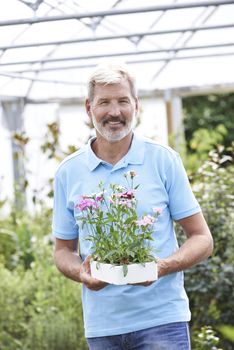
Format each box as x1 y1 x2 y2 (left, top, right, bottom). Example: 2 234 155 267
54 238 107 291
157 212 213 278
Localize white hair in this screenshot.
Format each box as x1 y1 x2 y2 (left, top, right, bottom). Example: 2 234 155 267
87 63 137 101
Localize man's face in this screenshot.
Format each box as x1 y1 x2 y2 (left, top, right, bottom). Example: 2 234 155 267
86 79 138 143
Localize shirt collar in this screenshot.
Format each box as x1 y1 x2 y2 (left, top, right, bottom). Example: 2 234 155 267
86 136 101 171
125 132 145 166
86 133 145 172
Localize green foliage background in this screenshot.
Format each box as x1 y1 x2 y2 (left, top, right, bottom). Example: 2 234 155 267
177 148 234 350
182 93 234 173
0 212 88 350
183 93 234 149
1 92 234 349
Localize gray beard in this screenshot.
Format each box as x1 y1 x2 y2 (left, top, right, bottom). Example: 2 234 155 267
92 116 133 143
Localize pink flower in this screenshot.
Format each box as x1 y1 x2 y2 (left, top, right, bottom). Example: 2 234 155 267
125 170 137 179
119 200 132 208
114 193 122 198
115 190 135 199
76 198 98 211
153 207 162 214
96 195 104 202
136 215 155 227
136 219 144 226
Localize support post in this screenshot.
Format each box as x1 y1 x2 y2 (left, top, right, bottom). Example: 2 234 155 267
164 90 185 150
1 98 26 208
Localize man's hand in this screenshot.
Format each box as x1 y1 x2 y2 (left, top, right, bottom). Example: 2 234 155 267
129 280 155 287
54 239 108 290
79 255 108 291
156 258 169 278
155 213 213 278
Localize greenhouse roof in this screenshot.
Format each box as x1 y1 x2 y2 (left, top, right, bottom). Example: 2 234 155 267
0 0 234 102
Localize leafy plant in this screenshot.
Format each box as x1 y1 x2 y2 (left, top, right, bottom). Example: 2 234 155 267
218 325 234 343
183 93 234 149
0 228 20 268
75 171 161 273
193 326 223 350
176 146 234 350
0 239 87 350
182 93 234 173
0 205 53 270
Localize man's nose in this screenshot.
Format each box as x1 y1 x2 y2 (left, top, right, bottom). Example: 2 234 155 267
108 103 121 116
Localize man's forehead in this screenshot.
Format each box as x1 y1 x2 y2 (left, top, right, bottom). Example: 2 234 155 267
93 80 132 98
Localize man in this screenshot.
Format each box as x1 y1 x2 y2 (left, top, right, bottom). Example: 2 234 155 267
52 63 213 350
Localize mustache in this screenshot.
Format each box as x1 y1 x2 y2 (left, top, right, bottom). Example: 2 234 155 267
103 117 125 124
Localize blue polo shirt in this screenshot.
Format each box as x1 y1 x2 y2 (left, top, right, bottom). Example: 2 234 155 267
52 133 201 338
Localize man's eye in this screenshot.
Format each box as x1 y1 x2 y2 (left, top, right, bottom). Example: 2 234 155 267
99 101 108 105
119 100 129 104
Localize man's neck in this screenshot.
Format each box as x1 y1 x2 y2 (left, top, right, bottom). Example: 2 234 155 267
91 132 133 165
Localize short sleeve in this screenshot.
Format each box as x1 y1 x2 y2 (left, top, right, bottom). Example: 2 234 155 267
165 154 201 220
52 173 78 240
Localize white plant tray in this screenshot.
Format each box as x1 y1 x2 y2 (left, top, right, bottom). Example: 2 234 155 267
90 260 158 285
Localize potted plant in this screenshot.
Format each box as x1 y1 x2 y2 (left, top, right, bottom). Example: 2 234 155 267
75 171 161 285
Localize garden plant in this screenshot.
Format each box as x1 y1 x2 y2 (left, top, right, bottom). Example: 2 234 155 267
76 171 161 282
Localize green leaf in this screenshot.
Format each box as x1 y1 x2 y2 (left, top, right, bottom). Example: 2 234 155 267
123 264 128 277
102 249 120 261
124 217 134 225
218 325 234 342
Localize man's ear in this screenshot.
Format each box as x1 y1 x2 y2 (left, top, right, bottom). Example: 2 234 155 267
135 97 139 115
85 98 91 116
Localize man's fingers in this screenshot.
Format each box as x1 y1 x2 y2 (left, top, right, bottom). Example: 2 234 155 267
80 256 109 290
88 281 108 291
86 279 108 291
83 255 92 273
81 269 108 291
129 280 154 287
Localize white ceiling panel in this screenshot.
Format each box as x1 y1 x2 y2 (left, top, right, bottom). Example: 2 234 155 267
0 0 233 101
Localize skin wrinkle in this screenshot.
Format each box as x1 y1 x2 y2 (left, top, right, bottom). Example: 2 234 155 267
86 79 138 145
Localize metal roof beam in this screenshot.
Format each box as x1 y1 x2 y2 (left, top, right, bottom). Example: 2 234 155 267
128 51 234 64
151 3 219 81
4 51 234 74
0 42 233 67
0 72 85 85
0 23 233 51
0 1 233 26
9 82 234 104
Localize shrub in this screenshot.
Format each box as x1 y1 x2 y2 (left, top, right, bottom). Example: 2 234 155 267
193 326 222 350
183 93 234 149
177 147 234 349
0 239 87 350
